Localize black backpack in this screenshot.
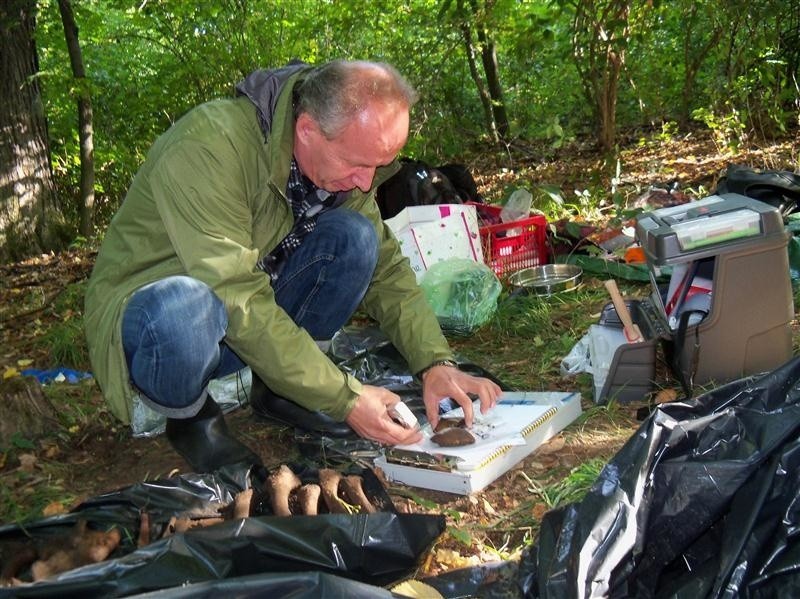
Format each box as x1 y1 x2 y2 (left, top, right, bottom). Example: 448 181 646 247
715 164 800 217
376 159 481 220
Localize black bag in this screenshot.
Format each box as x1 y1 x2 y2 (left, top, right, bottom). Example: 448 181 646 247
376 158 481 220
715 164 800 216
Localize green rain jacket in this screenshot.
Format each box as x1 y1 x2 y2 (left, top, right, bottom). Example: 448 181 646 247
84 65 454 424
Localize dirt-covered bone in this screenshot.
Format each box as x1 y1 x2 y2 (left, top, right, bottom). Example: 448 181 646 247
340 475 377 513
231 488 254 519
28 520 121 582
137 511 151 547
293 483 322 516
267 464 302 516
318 468 347 514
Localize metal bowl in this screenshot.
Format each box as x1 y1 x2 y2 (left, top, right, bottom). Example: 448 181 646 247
508 264 583 296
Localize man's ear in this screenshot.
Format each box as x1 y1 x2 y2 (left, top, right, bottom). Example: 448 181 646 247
295 113 319 144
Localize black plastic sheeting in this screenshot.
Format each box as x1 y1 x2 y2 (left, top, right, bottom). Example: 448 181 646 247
519 354 800 598
414 356 800 598
13 330 800 597
127 571 402 598
0 463 444 598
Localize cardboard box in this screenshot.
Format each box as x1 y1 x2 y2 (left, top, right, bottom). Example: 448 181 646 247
385 204 484 282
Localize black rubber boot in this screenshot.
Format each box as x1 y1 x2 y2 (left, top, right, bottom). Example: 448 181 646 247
250 375 356 438
165 396 262 473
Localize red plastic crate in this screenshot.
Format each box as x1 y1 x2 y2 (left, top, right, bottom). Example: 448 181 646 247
469 203 548 277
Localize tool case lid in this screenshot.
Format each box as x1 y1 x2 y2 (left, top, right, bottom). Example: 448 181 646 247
635 193 785 265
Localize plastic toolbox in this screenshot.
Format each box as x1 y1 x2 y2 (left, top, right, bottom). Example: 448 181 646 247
594 193 793 403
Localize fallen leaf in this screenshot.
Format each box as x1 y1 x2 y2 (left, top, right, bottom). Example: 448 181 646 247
532 503 549 520
390 580 444 599
18 453 37 472
527 460 548 472
655 388 679 404
481 498 497 516
3 367 19 379
42 501 67 517
434 548 471 569
537 435 566 455
16 359 33 367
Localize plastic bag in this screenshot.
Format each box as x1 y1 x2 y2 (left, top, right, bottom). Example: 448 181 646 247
501 188 533 236
0 463 445 597
559 334 592 376
521 355 800 598
420 258 502 335
132 367 251 437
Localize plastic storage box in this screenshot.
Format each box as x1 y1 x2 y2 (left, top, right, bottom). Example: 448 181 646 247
593 193 793 403
468 203 548 277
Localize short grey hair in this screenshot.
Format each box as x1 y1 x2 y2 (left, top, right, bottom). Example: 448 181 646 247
295 60 419 138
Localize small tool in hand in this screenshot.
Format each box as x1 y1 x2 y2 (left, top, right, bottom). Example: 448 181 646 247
389 401 419 429
604 279 644 343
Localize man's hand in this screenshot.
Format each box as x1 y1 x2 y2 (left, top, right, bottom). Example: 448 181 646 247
422 365 502 429
345 385 423 445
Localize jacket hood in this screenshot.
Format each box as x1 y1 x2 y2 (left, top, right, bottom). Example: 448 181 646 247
235 61 309 140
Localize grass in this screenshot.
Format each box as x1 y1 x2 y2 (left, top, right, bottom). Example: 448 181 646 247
36 280 91 370
522 457 608 509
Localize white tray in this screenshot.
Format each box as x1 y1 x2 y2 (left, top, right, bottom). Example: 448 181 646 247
374 391 582 494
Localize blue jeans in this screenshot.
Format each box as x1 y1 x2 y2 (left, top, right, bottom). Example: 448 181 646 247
121 209 379 416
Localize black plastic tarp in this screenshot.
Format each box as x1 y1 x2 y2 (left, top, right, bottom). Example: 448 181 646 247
0 464 444 598
520 355 800 598
125 571 403 598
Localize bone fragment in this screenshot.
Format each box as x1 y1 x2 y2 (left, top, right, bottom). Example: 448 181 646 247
340 475 377 513
232 488 254 519
267 464 302 516
318 468 347 514
30 521 121 581
294 483 322 516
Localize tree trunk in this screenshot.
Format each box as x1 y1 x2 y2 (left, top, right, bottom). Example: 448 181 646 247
679 2 725 128
58 0 95 239
475 25 509 139
469 0 510 141
0 0 64 261
570 0 632 152
598 50 621 152
457 1 498 142
0 377 60 448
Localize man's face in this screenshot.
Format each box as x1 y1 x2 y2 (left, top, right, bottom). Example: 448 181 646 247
294 101 409 193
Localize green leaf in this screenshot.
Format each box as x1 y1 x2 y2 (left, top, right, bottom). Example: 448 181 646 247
447 525 473 546
11 433 35 450
536 184 565 205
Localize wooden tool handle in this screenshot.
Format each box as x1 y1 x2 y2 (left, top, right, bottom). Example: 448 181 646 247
604 279 643 343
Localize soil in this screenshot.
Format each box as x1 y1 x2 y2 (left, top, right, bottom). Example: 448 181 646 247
0 128 797 581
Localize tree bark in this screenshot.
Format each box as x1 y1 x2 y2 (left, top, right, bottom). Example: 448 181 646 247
679 2 725 128
570 0 632 153
58 0 95 239
469 0 510 141
457 0 498 142
0 0 64 261
474 24 509 137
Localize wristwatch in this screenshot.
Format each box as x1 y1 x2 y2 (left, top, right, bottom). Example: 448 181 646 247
417 359 458 379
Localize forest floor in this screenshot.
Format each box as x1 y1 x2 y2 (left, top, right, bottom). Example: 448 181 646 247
0 126 798 587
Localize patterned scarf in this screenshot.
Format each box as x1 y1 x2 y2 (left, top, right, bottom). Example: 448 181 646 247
257 158 345 281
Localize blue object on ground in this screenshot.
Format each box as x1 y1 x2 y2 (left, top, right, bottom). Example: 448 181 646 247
22 367 93 384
